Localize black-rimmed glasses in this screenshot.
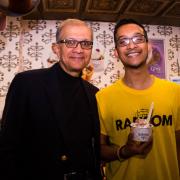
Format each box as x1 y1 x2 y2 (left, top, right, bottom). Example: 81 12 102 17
57 39 93 50
116 35 147 47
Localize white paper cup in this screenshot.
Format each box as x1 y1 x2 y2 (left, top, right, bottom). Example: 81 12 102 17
131 123 153 142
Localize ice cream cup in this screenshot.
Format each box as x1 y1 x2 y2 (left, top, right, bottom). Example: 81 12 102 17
131 122 153 142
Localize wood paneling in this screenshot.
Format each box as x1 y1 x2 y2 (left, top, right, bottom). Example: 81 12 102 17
24 0 180 26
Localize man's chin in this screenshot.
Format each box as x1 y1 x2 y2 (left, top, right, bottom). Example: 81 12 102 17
125 60 147 69
71 67 84 74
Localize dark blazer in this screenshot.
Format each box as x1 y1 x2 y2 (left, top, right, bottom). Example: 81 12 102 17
0 63 101 180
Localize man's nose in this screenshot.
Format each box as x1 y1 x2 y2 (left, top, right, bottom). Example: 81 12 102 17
74 43 83 52
127 39 137 49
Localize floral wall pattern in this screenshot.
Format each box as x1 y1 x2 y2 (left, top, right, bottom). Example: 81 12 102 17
0 17 180 118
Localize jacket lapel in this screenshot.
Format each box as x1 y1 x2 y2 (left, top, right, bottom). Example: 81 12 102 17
42 63 65 133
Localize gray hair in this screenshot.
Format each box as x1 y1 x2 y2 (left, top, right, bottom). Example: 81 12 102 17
56 19 93 42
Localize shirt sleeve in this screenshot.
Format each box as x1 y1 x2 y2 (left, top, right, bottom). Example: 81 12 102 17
175 84 180 131
96 93 108 135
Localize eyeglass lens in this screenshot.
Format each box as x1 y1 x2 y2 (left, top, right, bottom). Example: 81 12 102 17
117 35 146 47
59 39 93 49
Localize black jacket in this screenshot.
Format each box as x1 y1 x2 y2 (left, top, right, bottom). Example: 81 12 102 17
0 63 101 180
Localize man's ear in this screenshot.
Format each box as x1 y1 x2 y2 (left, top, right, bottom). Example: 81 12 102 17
114 48 119 58
52 43 59 55
146 42 153 64
147 42 152 53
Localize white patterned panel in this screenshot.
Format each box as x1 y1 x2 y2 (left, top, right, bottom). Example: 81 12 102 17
0 17 180 119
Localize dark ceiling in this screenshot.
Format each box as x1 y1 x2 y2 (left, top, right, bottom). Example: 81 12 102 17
24 0 180 27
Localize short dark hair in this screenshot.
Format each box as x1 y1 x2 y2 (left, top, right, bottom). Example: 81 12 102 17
114 18 148 47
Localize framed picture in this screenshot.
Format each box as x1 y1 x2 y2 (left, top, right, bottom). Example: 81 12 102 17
148 39 166 79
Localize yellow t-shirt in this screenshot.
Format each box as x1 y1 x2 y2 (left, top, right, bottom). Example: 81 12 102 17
96 76 180 180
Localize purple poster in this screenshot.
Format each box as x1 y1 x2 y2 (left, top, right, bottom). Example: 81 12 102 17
148 39 165 79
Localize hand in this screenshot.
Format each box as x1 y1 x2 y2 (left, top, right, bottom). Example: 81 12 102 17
121 132 153 158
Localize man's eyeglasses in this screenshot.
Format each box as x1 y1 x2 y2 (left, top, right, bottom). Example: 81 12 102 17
116 35 147 47
57 39 93 50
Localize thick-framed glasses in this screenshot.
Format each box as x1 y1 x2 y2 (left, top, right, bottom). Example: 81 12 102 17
57 39 93 50
116 35 146 47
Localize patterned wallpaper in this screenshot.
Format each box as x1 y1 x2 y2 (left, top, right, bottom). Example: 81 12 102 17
0 17 180 118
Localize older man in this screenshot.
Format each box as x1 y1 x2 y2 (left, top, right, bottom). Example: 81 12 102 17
0 19 101 180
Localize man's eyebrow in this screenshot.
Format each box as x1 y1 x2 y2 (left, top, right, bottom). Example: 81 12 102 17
117 33 144 39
